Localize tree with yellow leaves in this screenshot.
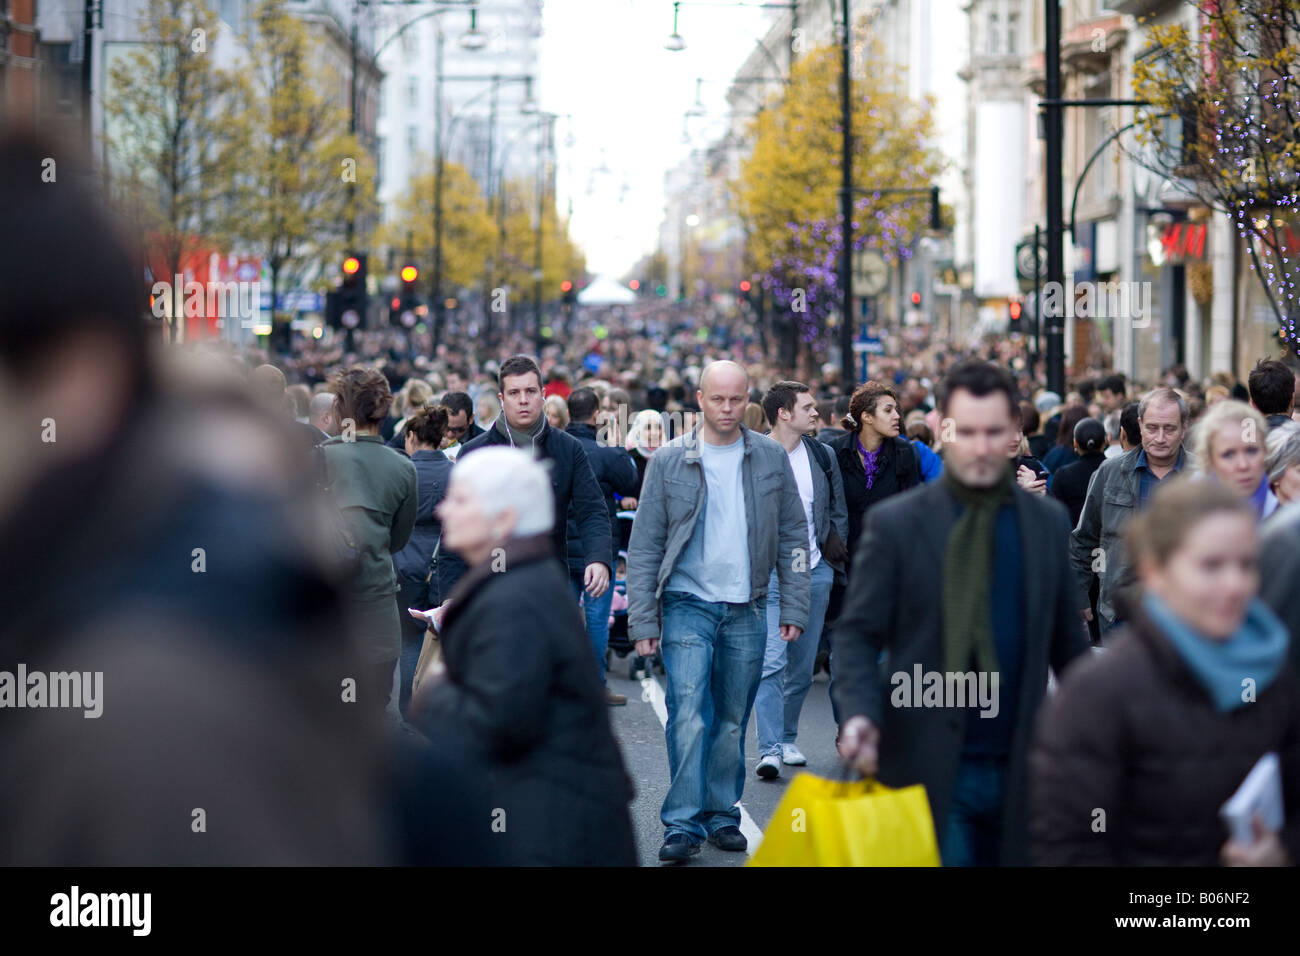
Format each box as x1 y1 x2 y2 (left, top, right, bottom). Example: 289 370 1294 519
228 0 376 353
1130 0 1300 348
734 33 945 355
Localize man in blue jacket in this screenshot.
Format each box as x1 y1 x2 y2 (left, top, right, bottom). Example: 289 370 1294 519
565 387 640 704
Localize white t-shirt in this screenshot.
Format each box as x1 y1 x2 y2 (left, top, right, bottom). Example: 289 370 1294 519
787 440 821 570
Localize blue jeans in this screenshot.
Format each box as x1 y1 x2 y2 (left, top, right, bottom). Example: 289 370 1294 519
659 590 766 842
941 755 1008 866
570 572 615 684
753 562 833 756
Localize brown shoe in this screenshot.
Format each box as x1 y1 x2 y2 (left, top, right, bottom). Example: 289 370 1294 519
605 687 627 706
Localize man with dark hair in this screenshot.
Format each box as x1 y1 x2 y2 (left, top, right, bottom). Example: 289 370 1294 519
817 395 851 443
1249 359 1296 429
564 387 639 704
1118 401 1141 450
835 360 1088 866
440 390 485 455
457 355 612 601
1095 374 1127 414
751 382 848 778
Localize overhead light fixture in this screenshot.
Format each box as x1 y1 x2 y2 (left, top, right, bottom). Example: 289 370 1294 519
459 7 488 50
665 2 685 51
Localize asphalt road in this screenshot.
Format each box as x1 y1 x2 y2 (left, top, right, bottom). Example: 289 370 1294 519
604 650 842 867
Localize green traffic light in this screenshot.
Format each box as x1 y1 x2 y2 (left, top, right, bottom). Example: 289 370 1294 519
656 284 668 297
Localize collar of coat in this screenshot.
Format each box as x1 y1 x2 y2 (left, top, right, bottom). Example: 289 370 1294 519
678 423 755 461
441 533 555 628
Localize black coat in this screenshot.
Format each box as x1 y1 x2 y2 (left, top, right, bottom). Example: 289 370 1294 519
829 431 921 560
411 535 636 865
1031 606 1300 865
831 480 1090 866
564 422 640 575
458 419 613 574
1049 452 1105 529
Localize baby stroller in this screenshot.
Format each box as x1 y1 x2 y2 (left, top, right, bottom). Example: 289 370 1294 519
607 509 664 680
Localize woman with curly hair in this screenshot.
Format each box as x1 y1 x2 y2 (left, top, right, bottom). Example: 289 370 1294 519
322 365 418 716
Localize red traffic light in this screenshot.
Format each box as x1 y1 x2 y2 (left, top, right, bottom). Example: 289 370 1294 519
342 256 361 275
391 297 401 310
560 280 573 293
739 280 752 293
629 279 640 291
1009 300 1022 321
400 265 419 283
910 290 922 306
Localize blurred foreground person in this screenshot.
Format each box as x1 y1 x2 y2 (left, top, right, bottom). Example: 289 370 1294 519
0 132 399 864
834 361 1088 866
1032 480 1300 866
411 448 636 865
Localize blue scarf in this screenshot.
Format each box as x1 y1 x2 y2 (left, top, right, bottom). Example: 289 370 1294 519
1142 592 1288 712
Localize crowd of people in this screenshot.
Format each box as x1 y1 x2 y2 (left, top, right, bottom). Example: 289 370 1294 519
6 129 1300 868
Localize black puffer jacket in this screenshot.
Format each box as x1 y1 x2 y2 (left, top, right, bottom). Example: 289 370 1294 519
830 431 920 560
412 535 636 866
1031 606 1300 866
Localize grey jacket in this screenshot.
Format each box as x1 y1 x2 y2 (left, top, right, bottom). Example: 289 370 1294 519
626 425 812 642
1069 444 1188 630
799 435 850 584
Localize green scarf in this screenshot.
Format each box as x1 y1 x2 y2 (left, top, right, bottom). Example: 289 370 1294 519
494 413 546 450
941 463 1016 675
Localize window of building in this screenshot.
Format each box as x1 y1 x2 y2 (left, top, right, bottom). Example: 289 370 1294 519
1007 10 1019 55
407 77 419 109
987 11 1001 55
407 125 418 157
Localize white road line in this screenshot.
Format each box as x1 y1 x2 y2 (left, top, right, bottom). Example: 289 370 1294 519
644 675 763 855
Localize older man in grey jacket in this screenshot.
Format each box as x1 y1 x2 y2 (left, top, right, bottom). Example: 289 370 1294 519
627 361 810 863
1069 387 1189 635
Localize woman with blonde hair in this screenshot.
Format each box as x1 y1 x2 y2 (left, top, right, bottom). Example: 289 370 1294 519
1191 399 1277 521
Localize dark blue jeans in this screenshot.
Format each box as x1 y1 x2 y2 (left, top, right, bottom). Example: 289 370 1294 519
941 755 1008 866
659 590 766 842
570 572 615 684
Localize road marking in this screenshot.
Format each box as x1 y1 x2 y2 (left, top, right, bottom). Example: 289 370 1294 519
647 675 763 855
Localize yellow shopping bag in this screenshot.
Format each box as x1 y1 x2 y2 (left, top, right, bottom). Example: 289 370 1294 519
748 773 940 867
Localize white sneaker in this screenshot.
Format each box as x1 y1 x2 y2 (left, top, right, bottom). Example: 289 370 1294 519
780 744 807 766
756 754 781 779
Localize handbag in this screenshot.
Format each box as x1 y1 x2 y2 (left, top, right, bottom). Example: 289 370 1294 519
748 772 941 867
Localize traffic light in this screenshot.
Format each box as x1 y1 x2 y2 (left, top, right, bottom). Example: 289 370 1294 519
561 280 577 305
909 290 922 307
395 263 421 326
628 279 640 292
335 253 367 331
1008 298 1024 332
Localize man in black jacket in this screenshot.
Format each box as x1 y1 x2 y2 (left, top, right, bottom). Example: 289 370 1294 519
1249 358 1296 430
455 356 612 599
834 360 1089 866
565 387 640 703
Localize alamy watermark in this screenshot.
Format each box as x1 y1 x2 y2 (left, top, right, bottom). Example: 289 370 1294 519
150 276 261 328
0 664 103 718
1040 279 1153 328
890 664 1000 718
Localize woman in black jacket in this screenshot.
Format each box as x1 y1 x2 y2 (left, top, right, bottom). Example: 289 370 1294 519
410 447 636 865
829 380 921 560
393 405 453 718
1032 479 1300 866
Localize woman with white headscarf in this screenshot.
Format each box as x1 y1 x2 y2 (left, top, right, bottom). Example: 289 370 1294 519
409 448 635 866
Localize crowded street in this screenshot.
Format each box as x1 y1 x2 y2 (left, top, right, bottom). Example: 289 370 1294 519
4 0 1300 939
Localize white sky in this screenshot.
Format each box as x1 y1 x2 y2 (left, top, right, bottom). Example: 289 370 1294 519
538 0 775 278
